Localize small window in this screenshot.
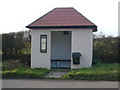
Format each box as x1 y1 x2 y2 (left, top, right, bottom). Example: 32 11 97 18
73 58 80 64
40 35 47 53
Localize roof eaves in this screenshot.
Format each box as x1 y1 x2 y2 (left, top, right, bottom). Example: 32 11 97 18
26 25 97 32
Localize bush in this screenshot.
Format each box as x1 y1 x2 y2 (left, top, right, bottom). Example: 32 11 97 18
93 37 118 63
19 54 31 66
92 59 104 66
2 30 31 65
61 63 120 81
2 54 31 66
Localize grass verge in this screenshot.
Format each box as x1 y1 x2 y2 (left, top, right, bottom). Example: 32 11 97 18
1 60 50 79
2 68 50 79
61 63 120 81
1 60 120 80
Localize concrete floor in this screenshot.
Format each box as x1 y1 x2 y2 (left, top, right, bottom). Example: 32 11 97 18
2 79 119 88
46 71 67 78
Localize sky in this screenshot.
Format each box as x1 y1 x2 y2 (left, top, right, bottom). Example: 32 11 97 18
0 0 119 36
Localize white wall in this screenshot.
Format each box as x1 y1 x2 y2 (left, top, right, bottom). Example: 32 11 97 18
31 29 51 69
71 29 93 69
51 31 71 60
31 28 93 69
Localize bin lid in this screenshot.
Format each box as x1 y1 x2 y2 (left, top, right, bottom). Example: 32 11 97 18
72 52 81 58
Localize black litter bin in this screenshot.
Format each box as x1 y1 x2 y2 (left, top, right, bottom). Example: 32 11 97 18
72 52 81 64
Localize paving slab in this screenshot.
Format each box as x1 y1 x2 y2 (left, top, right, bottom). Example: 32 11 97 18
46 71 67 78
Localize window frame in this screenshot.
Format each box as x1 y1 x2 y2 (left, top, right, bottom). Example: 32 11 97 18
40 35 47 53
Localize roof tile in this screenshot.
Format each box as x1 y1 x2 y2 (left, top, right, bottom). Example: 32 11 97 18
26 8 97 31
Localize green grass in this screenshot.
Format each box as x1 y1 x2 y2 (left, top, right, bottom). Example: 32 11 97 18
1 60 120 80
1 60 50 79
2 68 50 79
61 63 120 81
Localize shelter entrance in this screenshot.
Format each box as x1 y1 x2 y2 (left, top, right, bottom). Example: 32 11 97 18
51 31 71 69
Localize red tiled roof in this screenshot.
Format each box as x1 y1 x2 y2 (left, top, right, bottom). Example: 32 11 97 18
26 7 97 31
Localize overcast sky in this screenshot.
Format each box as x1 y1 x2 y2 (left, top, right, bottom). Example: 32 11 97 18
0 0 119 36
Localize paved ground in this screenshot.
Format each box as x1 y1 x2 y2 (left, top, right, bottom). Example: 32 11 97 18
2 79 119 88
46 71 67 78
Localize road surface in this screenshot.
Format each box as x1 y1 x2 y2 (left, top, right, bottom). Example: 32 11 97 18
2 79 119 88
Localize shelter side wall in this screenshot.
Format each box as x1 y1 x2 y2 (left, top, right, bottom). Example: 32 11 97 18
31 29 51 69
71 29 93 69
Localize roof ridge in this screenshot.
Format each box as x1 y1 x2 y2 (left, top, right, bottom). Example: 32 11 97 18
54 7 74 9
